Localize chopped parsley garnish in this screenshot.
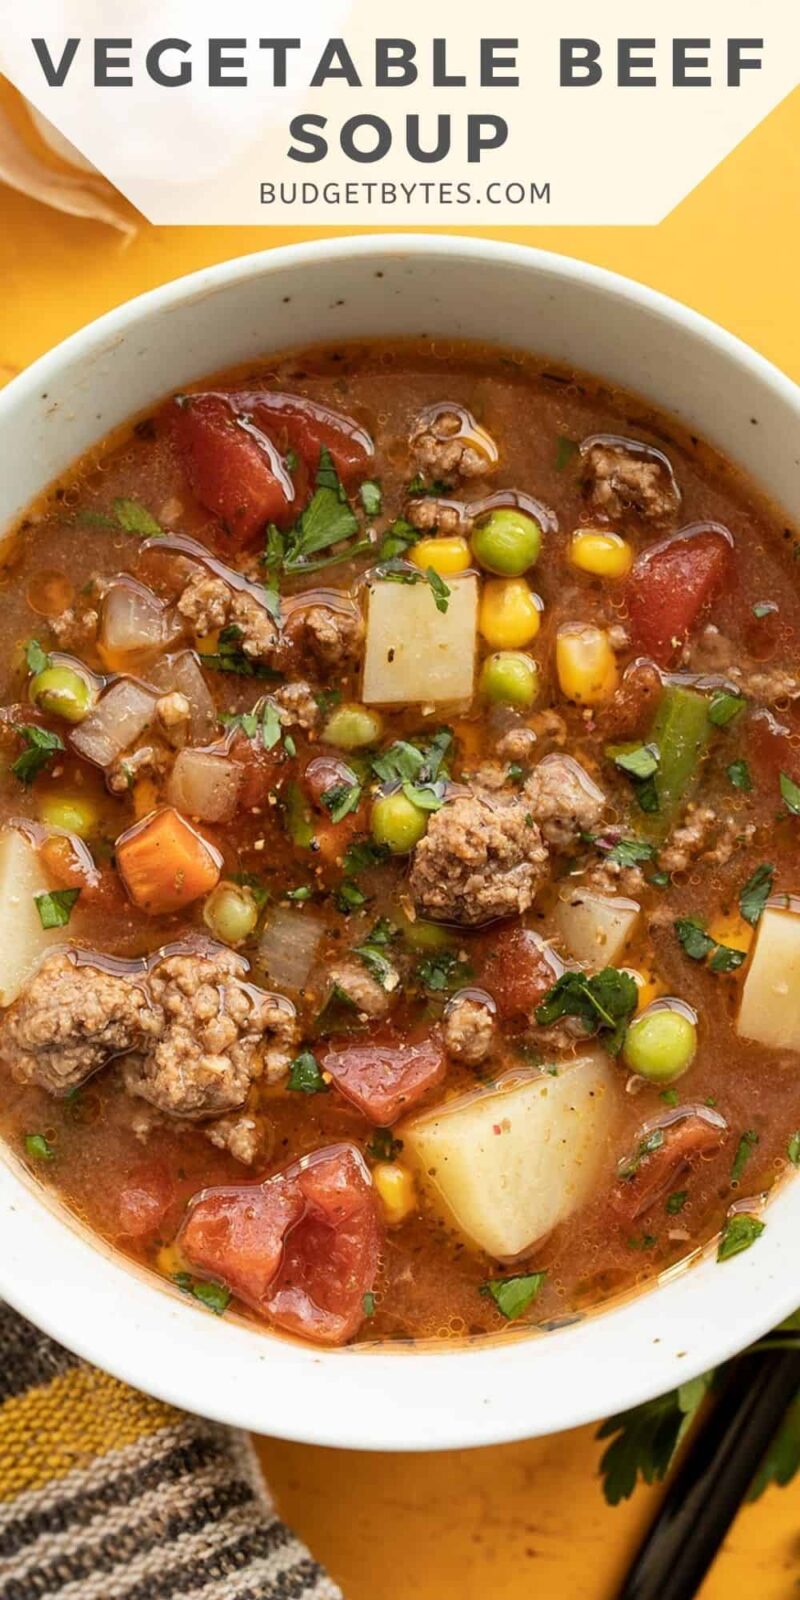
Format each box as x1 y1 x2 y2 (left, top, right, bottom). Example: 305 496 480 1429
173 1272 231 1315
367 1129 404 1162
265 448 367 574
320 781 362 823
674 917 746 973
788 1132 800 1166
727 758 752 792
717 1213 765 1262
666 1190 688 1214
415 948 472 994
113 497 164 537
220 699 282 750
377 518 420 560
334 879 367 913
354 938 398 990
739 863 774 927
359 481 382 517
618 1128 665 1182
288 1050 329 1094
200 625 280 680
555 435 580 471
406 474 450 497
708 690 746 728
34 888 80 929
609 742 660 781
372 730 452 791
375 559 450 613
481 1272 547 1321
24 1132 55 1162
25 639 51 676
535 968 638 1056
11 724 65 785
660 1088 679 1107
648 870 670 889
343 837 389 874
285 885 313 903
780 771 800 815
731 1129 759 1183
362 1291 377 1318
752 601 776 619
590 835 656 869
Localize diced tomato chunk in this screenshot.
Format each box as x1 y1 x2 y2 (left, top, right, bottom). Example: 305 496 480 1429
609 1111 727 1223
230 731 286 811
240 391 374 487
171 395 296 548
179 1144 380 1345
323 1034 446 1124
626 527 734 665
477 927 558 1022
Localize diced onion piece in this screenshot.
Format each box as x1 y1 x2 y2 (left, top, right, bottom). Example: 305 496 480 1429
0 828 64 1005
99 580 170 668
149 652 217 746
167 748 241 823
556 891 641 970
737 904 800 1051
257 907 324 993
401 1051 619 1260
362 575 477 705
71 678 157 768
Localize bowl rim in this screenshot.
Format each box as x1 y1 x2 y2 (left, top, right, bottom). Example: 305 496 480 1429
1 231 799 1453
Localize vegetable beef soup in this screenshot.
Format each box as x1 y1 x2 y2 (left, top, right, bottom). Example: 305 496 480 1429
1 340 799 1348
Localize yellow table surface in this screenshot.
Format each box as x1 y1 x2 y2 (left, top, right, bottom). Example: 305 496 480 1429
1 87 799 1599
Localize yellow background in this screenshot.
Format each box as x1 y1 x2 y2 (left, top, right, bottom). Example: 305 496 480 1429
1 87 799 1600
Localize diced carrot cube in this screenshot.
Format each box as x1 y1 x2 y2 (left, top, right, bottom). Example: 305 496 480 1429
116 806 221 915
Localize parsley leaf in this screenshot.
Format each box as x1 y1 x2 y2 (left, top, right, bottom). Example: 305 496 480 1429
618 1129 665 1182
555 435 580 471
592 836 656 869
220 699 283 751
708 943 747 974
34 888 80 929
354 940 398 990
415 949 472 994
288 1050 328 1094
359 480 382 517
377 518 420 560
173 1272 230 1315
375 559 451 613
426 566 451 614
752 601 776 620
788 1132 800 1166
11 724 65 785
334 879 367 913
780 771 800 815
535 968 638 1056
717 1213 765 1261
362 1291 376 1319
343 837 389 874
609 742 660 781
675 918 745 973
727 758 752 792
200 625 281 680
708 690 746 728
597 1375 712 1505
731 1129 760 1183
113 497 164 538
740 863 774 927
481 1272 547 1321
25 639 51 676
372 731 452 788
321 781 362 823
367 1129 403 1162
666 1190 687 1214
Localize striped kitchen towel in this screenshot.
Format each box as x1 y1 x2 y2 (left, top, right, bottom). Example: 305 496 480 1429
0 1303 342 1600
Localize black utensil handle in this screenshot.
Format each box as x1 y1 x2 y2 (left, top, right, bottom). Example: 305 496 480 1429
617 1347 800 1600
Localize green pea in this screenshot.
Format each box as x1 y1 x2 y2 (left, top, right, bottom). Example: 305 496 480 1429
30 664 92 724
38 795 99 839
203 882 259 946
322 704 383 752
471 508 542 576
479 651 539 708
623 1006 697 1083
371 791 428 854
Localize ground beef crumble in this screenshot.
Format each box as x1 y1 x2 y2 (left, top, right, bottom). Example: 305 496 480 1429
409 788 548 926
327 960 396 1020
444 995 495 1066
0 952 150 1094
525 754 606 851
177 572 278 660
583 441 681 525
409 406 497 483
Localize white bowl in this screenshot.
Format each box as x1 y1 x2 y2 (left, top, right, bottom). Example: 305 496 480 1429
1 236 799 1452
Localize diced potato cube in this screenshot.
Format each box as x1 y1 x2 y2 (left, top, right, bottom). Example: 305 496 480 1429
0 828 62 1006
556 891 641 970
401 1049 619 1260
362 575 477 705
737 905 800 1051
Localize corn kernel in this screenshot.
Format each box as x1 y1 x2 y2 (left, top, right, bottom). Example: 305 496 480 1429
38 794 100 839
155 1242 186 1279
410 536 471 577
372 1161 417 1225
556 624 619 705
479 577 542 649
570 530 633 579
708 911 753 956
